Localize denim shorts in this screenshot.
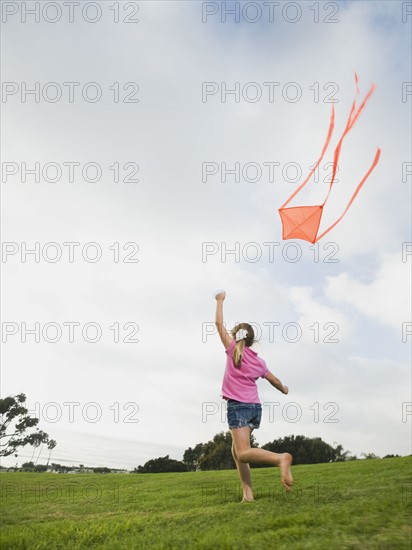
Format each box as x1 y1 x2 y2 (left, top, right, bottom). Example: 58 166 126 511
226 400 262 430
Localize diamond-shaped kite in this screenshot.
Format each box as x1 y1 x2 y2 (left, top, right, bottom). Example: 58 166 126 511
278 73 381 244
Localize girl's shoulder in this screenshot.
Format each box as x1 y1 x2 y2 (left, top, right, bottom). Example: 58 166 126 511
244 345 258 357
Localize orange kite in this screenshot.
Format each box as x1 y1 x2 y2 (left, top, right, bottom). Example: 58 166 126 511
278 73 381 244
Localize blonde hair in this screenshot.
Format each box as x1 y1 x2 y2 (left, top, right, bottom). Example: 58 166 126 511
230 323 256 368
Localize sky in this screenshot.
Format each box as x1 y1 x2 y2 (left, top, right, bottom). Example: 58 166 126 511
1 0 411 470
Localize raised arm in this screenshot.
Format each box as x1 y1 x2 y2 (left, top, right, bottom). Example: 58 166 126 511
265 371 289 395
215 291 233 349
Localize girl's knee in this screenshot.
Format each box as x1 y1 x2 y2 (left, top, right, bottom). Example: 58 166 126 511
237 450 249 463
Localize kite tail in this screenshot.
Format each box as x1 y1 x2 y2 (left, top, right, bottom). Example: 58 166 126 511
280 72 369 211
315 147 381 242
322 73 376 206
279 104 335 209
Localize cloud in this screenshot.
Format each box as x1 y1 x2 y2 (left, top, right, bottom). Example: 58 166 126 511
324 252 411 330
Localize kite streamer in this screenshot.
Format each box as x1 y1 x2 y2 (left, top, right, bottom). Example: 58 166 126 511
278 73 381 244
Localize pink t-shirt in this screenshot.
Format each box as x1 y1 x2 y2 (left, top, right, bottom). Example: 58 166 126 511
221 339 269 404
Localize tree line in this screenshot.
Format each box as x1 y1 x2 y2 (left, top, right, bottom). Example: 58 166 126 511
134 432 400 474
0 393 402 474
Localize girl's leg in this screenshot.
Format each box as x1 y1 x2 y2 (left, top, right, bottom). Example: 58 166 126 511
231 441 254 501
231 427 293 491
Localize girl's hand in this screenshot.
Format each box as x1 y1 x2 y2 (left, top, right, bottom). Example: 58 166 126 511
214 289 226 301
283 386 289 395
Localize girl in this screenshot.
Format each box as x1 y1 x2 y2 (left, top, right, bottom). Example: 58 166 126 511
214 290 293 501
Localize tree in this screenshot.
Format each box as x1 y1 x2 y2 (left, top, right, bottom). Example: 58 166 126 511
46 440 57 466
361 452 380 459
21 461 35 472
34 464 48 472
196 431 259 471
183 443 204 472
133 455 188 474
0 393 57 458
50 463 71 473
198 432 235 471
259 435 350 465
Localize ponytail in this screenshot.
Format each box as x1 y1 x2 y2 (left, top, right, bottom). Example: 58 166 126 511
233 339 245 368
230 323 256 368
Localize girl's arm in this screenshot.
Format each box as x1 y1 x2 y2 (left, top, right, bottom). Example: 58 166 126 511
215 292 233 349
265 371 289 394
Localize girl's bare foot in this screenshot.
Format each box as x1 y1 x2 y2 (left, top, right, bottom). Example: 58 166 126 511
241 484 254 502
279 453 293 491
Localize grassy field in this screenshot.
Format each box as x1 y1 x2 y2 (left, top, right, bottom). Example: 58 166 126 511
0 456 411 549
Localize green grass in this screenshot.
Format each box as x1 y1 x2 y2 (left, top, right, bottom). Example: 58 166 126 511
1 457 411 549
